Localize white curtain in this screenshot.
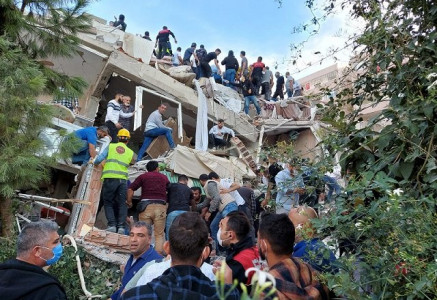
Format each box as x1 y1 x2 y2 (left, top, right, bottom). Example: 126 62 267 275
194 80 209 151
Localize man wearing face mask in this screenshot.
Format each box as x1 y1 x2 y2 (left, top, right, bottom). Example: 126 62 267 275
258 213 329 300
0 220 67 300
216 211 260 291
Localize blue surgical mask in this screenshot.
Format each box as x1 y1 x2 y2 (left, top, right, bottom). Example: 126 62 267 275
40 244 63 265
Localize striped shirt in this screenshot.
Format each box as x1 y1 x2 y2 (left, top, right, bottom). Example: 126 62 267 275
105 99 134 124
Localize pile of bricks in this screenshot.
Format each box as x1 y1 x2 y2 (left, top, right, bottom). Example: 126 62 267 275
231 137 257 172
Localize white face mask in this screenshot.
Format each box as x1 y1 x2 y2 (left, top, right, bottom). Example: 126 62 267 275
217 228 231 247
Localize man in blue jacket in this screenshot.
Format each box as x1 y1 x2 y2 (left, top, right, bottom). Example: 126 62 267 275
111 221 162 299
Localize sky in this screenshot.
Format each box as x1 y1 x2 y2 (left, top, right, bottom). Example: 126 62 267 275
86 0 362 79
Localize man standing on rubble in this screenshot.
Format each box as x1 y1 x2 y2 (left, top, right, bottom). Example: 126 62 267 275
239 51 249 77
182 43 197 66
137 103 175 162
285 71 303 98
155 26 177 59
94 129 136 234
221 50 239 88
249 56 265 95
261 66 274 101
272 71 285 101
199 48 222 79
127 160 170 255
208 119 235 150
105 93 138 143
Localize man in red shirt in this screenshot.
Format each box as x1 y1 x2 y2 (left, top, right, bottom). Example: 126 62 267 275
249 56 265 95
127 161 169 255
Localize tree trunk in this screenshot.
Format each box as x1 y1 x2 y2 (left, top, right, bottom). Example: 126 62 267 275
0 196 14 238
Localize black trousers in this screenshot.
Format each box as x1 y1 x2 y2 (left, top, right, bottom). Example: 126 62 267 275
209 134 227 148
199 61 212 78
272 89 284 100
158 41 170 59
102 178 128 228
252 76 262 95
105 120 118 143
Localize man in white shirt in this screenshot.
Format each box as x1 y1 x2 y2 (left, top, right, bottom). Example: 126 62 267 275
208 119 235 150
137 103 175 161
105 93 136 143
172 47 183 66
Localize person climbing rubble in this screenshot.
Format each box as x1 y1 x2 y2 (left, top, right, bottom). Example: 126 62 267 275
199 48 222 79
155 26 177 59
137 103 175 162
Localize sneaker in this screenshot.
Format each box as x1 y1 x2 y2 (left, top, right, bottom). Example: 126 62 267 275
106 226 116 233
117 227 125 235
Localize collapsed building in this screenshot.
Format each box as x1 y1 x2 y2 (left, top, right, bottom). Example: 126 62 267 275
17 16 326 264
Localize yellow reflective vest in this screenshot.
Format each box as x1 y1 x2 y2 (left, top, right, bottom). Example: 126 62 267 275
101 143 134 180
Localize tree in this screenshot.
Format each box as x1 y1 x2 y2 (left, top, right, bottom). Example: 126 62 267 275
0 0 90 237
274 0 437 298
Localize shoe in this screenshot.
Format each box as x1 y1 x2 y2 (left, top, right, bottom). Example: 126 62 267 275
106 226 116 233
212 147 217 150
117 227 125 235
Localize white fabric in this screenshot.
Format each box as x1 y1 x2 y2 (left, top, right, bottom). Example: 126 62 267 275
220 178 245 206
194 80 209 151
136 259 215 286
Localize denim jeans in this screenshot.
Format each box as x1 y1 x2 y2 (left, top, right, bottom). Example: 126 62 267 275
211 202 238 251
137 128 175 161
244 95 261 115
165 210 185 240
224 69 236 88
102 178 128 229
72 140 90 165
286 88 293 98
139 203 167 255
323 175 342 202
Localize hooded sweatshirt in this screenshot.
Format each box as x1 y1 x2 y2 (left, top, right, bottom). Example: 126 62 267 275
0 259 67 300
221 51 239 71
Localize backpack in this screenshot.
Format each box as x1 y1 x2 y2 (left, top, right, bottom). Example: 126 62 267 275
196 48 207 62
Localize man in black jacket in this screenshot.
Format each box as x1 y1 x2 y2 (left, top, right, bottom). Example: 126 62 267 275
0 220 66 300
221 50 239 88
232 75 261 116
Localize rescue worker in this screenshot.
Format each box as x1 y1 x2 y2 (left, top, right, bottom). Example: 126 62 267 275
94 129 136 234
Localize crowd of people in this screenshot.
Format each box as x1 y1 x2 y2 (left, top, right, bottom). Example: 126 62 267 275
0 150 344 299
134 23 304 119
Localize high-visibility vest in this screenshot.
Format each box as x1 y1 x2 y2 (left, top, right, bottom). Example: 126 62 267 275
101 143 134 180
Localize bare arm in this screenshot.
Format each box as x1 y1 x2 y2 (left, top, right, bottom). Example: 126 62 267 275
88 143 96 158
214 59 221 75
127 189 134 207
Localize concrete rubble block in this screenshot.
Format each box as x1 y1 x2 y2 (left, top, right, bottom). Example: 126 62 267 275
168 66 196 87
213 84 243 114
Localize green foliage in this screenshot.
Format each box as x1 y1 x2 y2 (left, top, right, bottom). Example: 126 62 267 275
49 246 121 299
288 0 437 298
0 0 90 236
